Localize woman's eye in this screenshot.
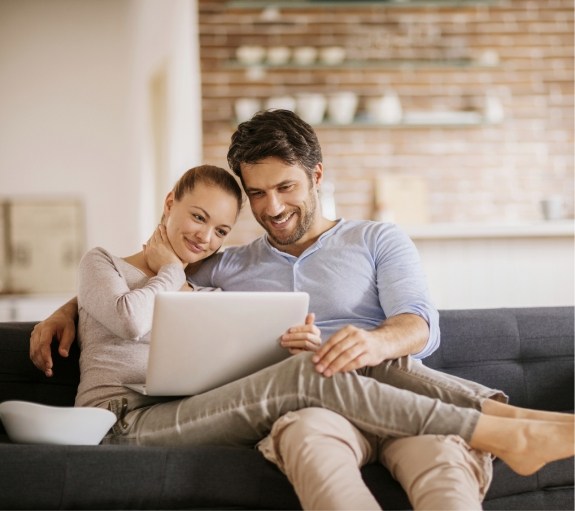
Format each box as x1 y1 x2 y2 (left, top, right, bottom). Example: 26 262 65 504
193 214 205 222
216 229 228 238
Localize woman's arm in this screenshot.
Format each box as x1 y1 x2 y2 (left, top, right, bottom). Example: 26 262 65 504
78 248 186 341
30 242 187 377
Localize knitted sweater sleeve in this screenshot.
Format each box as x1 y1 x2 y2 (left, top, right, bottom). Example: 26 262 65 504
77 247 187 340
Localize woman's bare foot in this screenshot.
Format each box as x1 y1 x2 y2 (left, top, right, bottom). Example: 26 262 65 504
470 417 574 476
498 421 574 476
482 399 574 423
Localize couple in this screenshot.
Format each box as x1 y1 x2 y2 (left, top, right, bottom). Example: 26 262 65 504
31 109 574 510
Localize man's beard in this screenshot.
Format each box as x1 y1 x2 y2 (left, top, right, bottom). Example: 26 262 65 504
263 193 317 247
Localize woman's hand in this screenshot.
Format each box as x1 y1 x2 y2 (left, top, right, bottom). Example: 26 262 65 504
144 224 183 273
280 313 322 355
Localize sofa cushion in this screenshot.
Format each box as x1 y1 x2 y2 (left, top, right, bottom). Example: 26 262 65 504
0 440 572 510
0 443 298 510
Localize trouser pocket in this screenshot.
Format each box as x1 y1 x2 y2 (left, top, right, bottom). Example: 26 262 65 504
107 397 129 435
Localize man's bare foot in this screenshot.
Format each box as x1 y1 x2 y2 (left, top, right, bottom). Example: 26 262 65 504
482 399 574 423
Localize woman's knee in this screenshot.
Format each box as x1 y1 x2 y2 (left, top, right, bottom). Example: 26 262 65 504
272 408 353 441
280 407 356 439
258 409 342 471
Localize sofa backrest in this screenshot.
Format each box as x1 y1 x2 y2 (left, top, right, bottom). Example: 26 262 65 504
0 322 80 409
0 306 573 429
426 307 574 412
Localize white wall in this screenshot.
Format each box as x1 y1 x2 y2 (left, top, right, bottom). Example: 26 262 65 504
129 0 203 243
0 0 201 257
409 224 575 309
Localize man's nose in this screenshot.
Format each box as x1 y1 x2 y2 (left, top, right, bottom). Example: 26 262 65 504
264 193 284 217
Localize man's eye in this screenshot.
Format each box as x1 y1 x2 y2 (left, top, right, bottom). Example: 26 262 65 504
249 191 264 198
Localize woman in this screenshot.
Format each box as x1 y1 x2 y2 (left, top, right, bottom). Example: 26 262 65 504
74 164 244 411
63 165 573 508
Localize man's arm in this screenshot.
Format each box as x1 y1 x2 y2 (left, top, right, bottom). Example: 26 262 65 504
312 313 429 377
30 297 79 377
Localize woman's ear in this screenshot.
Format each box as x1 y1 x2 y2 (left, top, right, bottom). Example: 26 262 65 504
163 191 175 222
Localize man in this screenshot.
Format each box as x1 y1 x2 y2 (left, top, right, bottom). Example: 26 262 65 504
31 109 491 510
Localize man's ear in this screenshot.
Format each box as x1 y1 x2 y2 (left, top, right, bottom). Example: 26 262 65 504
313 163 324 187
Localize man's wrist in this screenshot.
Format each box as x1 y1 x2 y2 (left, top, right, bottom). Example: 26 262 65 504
374 313 429 358
60 298 79 322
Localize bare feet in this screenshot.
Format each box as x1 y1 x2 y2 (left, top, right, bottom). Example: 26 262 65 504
482 399 575 423
496 421 575 476
470 416 575 476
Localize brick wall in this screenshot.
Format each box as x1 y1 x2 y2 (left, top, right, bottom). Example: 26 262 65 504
198 0 574 246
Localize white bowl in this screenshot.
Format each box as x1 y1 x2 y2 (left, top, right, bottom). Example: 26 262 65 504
267 46 291 65
296 93 327 125
0 400 117 445
293 46 318 66
319 46 346 65
327 91 358 124
236 45 266 65
234 97 261 122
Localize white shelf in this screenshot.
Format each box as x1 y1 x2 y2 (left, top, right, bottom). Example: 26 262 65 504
228 1 496 8
234 114 496 128
227 59 496 70
405 221 575 240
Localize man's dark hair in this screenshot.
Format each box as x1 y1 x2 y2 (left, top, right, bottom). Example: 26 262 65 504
227 109 323 183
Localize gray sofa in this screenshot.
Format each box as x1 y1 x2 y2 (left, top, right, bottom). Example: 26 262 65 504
0 307 573 510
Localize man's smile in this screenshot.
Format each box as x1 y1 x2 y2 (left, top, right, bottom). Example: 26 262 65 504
268 211 296 229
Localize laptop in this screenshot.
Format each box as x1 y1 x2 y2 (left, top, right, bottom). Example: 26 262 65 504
125 291 310 396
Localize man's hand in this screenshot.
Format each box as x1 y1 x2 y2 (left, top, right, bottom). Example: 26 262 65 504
312 313 429 377
30 298 78 377
312 326 387 377
280 313 321 355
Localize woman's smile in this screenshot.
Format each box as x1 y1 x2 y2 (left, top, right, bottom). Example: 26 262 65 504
183 236 206 255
